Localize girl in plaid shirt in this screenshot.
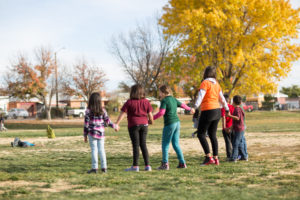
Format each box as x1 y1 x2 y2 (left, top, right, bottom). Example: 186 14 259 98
84 92 118 174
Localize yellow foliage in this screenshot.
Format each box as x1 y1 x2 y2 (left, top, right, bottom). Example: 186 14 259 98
161 0 300 96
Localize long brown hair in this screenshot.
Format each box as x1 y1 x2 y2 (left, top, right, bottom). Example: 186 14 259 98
203 66 216 80
130 84 145 99
88 92 104 116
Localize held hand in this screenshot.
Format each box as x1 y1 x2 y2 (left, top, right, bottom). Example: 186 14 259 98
148 120 153 125
84 136 88 143
190 108 195 115
225 110 229 117
114 124 120 132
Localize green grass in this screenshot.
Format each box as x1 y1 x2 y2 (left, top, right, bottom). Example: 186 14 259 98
0 111 300 199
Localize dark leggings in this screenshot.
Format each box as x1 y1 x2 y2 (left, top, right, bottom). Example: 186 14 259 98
197 109 221 156
128 125 149 166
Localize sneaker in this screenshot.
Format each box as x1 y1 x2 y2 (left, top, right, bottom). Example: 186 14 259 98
13 137 20 147
125 166 139 172
87 169 98 174
144 165 152 171
200 156 215 166
229 158 238 163
240 157 249 161
11 142 14 147
101 168 107 173
214 158 220 165
157 162 169 170
177 163 187 168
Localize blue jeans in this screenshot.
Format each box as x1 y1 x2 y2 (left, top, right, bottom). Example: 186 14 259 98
232 130 248 160
88 135 107 169
240 134 248 159
162 121 185 164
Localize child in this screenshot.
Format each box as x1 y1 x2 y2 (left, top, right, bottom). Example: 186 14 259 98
153 85 195 170
221 94 235 160
191 109 200 138
115 84 153 172
226 95 248 162
84 92 118 174
0 114 7 131
11 137 35 147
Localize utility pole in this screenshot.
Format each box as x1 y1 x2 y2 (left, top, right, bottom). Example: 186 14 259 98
54 47 65 108
54 52 58 108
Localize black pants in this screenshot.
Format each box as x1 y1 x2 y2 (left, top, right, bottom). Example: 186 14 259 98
128 125 149 166
197 109 221 156
222 129 233 158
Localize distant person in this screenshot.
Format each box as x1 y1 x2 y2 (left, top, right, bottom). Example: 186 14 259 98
115 84 153 172
0 114 7 131
192 108 200 138
84 92 118 174
221 94 235 161
153 85 195 170
194 66 229 166
11 137 35 147
226 95 248 162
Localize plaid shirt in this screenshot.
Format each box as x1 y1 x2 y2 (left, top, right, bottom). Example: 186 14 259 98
83 109 115 139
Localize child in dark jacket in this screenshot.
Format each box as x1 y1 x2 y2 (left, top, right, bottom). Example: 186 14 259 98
226 95 248 162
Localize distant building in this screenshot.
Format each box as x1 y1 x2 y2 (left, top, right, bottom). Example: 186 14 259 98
8 97 43 117
285 98 300 110
60 91 109 108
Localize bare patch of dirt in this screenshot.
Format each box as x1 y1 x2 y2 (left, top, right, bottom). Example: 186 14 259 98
0 136 82 145
39 180 82 193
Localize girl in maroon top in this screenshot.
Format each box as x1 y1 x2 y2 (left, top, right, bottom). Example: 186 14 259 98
115 84 153 172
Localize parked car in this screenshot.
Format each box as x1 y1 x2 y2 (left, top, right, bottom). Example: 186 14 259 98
67 107 86 118
242 103 254 112
8 108 29 119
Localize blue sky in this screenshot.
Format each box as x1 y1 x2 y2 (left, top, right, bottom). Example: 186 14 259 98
0 0 299 92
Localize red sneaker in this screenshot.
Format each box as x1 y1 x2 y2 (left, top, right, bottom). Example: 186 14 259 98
200 156 215 166
214 158 220 165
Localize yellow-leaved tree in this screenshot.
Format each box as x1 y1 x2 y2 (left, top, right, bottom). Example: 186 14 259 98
160 0 300 98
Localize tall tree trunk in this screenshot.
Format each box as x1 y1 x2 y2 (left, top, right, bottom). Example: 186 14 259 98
46 106 51 120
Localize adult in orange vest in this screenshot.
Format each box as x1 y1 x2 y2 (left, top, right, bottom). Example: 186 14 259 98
194 66 229 166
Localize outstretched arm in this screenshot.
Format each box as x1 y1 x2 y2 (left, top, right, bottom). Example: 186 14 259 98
219 91 229 112
153 108 166 120
180 103 195 114
227 113 239 121
115 111 126 126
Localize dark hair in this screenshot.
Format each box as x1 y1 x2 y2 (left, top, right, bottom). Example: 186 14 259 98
233 95 242 105
203 66 216 79
223 93 230 101
130 84 145 99
159 85 172 95
88 92 104 116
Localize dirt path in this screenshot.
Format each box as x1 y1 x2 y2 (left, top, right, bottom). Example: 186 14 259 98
1 132 299 157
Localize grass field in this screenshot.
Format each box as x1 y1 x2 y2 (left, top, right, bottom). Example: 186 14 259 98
0 111 300 200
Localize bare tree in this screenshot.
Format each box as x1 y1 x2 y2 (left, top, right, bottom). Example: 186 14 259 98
61 60 107 103
110 17 174 96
